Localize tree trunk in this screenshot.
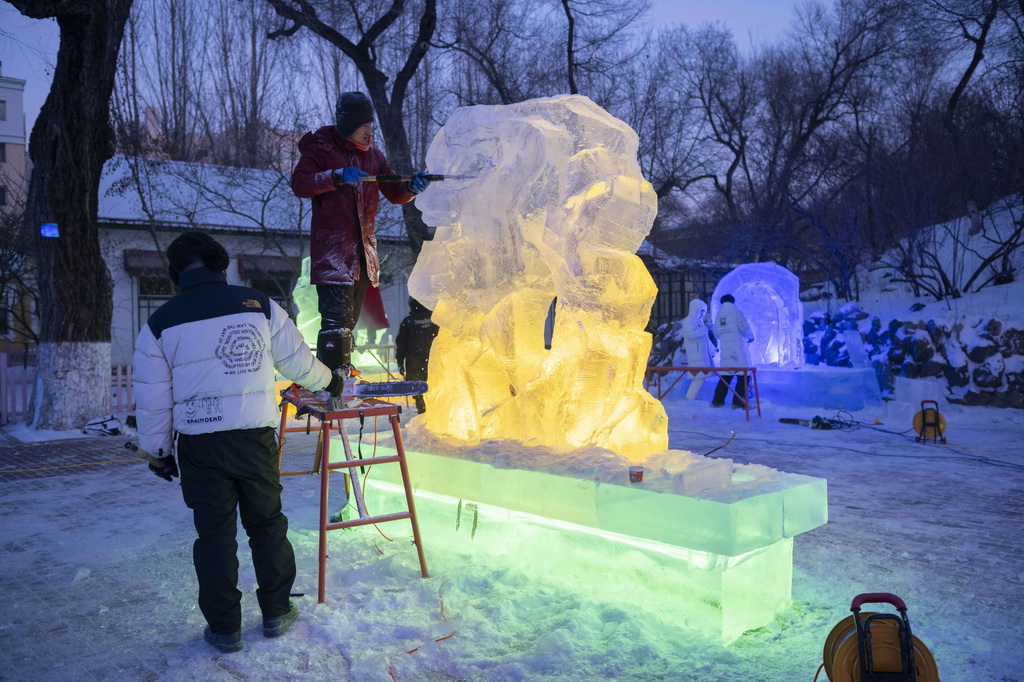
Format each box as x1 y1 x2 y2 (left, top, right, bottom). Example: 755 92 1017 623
371 89 434 253
15 0 134 429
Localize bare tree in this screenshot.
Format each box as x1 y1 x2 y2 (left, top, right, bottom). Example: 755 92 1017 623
6 0 134 430
0 208 39 346
880 196 1024 300
558 0 650 106
110 1 315 311
143 0 211 160
432 0 562 105
665 24 756 231
433 0 649 108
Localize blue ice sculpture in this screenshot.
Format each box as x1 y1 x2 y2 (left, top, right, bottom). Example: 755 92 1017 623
711 263 804 367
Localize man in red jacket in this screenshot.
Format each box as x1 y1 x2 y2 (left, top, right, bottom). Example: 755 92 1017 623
291 91 430 374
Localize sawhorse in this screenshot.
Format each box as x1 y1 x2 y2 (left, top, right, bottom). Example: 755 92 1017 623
277 386 429 603
644 365 761 421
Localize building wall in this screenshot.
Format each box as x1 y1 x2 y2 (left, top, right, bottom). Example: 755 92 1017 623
99 230 421 372
0 69 28 214
100 226 310 366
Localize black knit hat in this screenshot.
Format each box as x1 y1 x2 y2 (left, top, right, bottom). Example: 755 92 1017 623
335 92 375 139
166 231 229 285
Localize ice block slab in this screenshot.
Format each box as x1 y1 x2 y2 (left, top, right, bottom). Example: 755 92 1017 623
757 366 883 410
363 479 795 643
669 456 733 494
368 444 826 556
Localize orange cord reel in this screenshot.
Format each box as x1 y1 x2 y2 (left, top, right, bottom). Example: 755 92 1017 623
912 400 947 444
821 592 939 681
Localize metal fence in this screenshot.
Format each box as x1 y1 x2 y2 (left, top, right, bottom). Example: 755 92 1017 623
0 352 135 425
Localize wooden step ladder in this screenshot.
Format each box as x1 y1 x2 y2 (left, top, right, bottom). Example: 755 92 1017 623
277 385 429 603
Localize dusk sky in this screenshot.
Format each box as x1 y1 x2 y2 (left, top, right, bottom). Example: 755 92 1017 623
0 0 811 137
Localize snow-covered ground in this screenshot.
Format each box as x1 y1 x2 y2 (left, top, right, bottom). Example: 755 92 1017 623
2 394 1022 681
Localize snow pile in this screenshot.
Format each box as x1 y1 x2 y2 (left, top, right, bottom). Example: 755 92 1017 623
399 417 735 495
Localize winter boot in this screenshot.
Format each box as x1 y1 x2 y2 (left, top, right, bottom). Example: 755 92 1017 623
263 601 299 638
318 327 360 378
203 626 242 653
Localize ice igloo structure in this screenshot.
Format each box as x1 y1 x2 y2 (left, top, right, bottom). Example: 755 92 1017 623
710 263 883 409
711 263 804 367
407 94 667 460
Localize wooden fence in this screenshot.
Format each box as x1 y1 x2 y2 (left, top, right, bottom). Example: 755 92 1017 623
0 352 135 425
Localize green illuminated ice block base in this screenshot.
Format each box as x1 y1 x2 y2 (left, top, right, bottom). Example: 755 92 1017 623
354 442 826 643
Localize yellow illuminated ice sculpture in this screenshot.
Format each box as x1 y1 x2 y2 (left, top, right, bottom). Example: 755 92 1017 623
408 95 667 459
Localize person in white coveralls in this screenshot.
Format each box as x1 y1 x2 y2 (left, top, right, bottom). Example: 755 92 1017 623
711 294 754 408
681 298 715 400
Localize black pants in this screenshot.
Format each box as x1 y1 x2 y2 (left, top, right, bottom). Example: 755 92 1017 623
316 249 370 333
712 373 748 407
316 282 368 334
405 357 429 414
178 427 295 634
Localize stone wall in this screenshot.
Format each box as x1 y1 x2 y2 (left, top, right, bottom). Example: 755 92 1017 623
803 302 1024 408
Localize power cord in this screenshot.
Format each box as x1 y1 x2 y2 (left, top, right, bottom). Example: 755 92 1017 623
672 426 1024 471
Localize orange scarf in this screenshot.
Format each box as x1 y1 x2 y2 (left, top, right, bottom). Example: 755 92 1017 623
349 139 370 152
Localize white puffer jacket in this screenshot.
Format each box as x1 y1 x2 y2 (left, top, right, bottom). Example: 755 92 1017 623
133 268 331 457
682 298 713 367
715 301 754 368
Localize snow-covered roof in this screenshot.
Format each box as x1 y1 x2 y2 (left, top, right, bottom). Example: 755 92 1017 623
98 154 411 243
638 239 734 271
98 155 308 235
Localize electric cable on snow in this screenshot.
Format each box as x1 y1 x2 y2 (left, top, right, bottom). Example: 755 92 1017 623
671 427 1024 471
700 431 735 457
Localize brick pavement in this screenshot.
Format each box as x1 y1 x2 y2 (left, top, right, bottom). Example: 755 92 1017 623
0 433 144 483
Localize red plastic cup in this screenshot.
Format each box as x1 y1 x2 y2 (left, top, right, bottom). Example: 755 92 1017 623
628 466 644 483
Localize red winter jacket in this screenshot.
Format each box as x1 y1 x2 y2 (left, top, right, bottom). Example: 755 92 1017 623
291 126 415 286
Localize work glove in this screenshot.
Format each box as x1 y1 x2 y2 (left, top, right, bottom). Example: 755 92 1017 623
332 167 368 187
409 170 431 194
149 455 179 483
325 368 349 397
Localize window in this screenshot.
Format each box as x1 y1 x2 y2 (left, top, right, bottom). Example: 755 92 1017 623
249 274 294 311
237 255 297 313
0 186 6 207
0 143 6 163
137 274 173 330
0 100 5 121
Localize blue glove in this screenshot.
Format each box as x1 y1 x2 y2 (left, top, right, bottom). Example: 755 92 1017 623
409 170 431 194
332 167 368 187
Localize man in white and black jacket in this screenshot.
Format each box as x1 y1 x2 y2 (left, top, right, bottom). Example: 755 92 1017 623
133 232 342 653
